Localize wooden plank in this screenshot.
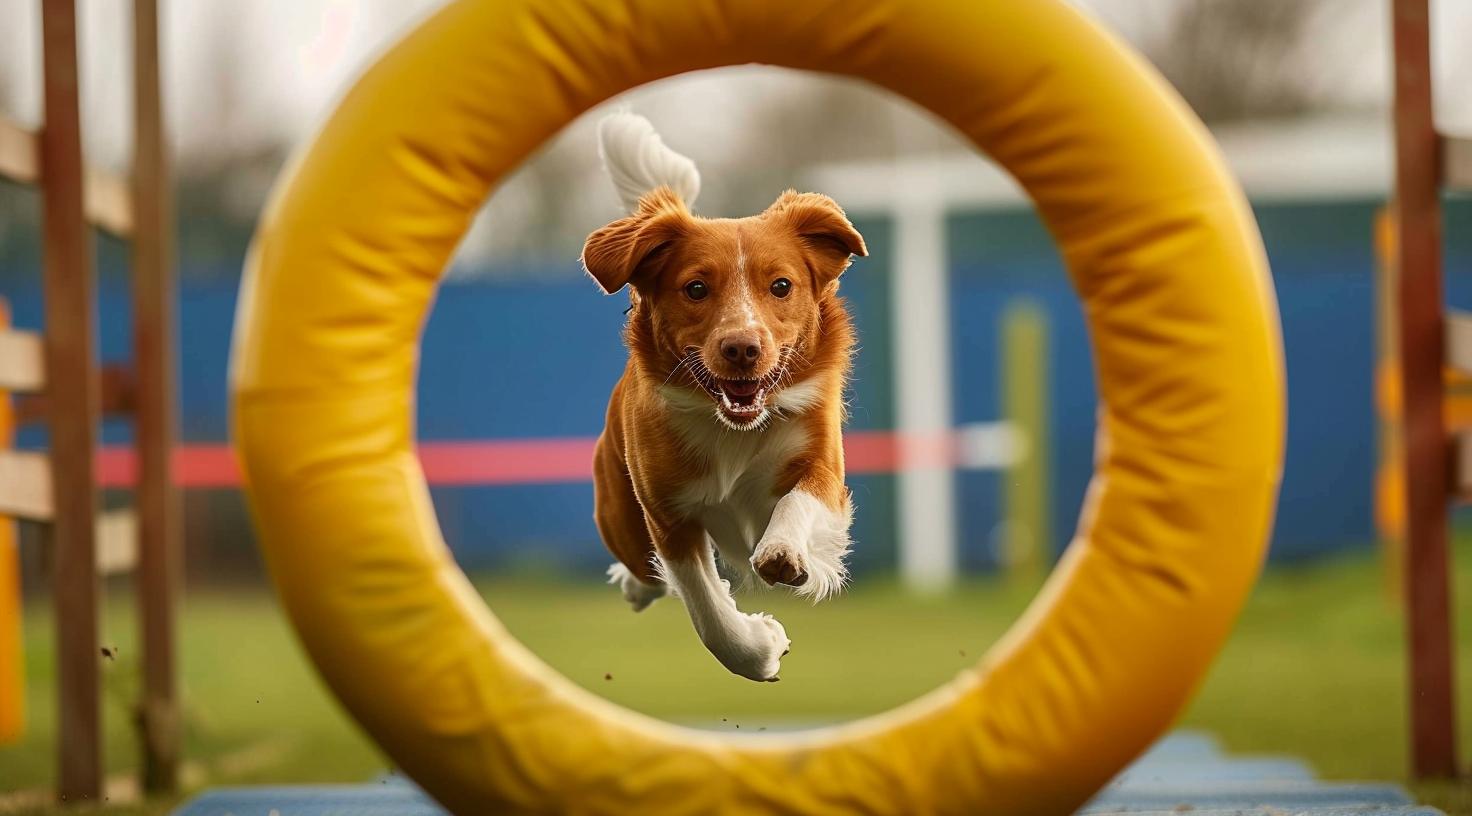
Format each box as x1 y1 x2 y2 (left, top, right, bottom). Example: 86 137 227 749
131 0 180 793
1454 433 1472 500
0 451 54 520
95 510 137 576
1444 135 1472 191
1444 311 1472 374
39 0 104 803
0 470 138 570
83 168 132 237
1391 0 1459 780
0 116 133 237
0 329 45 393
0 117 41 185
13 363 134 425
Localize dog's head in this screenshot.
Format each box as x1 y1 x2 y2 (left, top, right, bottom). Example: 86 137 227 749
583 187 866 430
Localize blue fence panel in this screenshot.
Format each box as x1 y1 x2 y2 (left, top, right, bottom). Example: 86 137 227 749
3 198 1465 573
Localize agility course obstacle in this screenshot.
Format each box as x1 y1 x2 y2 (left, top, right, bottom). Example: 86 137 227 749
173 732 1444 816
228 0 1283 812
0 0 180 802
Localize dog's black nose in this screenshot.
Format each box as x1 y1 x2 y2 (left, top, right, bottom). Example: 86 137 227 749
720 334 762 367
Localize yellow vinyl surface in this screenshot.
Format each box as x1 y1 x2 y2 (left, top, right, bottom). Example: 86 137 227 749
230 0 1285 812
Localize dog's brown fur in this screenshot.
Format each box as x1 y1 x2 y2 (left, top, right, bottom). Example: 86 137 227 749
582 186 865 678
582 185 859 680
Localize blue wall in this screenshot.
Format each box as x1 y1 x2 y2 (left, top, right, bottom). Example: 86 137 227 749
942 202 1418 565
4 198 1467 573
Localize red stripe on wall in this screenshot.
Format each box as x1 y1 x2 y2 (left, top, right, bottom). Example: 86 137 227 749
94 430 936 489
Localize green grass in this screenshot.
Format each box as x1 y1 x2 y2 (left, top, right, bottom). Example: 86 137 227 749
2 541 1469 814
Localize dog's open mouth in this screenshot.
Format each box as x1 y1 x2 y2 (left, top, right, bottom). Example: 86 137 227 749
703 376 777 426
713 378 766 422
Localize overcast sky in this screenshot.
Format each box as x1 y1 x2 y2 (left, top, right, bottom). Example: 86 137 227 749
1 0 1469 171
0 0 1469 268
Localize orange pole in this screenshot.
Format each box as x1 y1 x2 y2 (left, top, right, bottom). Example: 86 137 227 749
1373 206 1405 601
0 300 22 745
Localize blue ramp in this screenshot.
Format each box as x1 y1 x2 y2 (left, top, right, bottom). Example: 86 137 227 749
174 731 1443 815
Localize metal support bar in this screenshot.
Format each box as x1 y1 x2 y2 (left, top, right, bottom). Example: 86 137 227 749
892 197 958 592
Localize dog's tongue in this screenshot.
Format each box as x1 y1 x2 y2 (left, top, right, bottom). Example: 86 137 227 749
724 379 761 397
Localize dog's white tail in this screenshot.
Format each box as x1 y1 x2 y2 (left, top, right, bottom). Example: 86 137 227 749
597 112 701 212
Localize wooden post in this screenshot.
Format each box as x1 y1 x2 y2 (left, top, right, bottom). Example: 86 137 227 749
1391 0 1459 780
39 0 104 802
132 0 181 793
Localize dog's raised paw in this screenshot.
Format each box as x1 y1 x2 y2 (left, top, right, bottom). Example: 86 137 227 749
751 542 809 588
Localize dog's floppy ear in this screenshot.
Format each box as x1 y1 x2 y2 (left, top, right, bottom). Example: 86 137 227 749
764 190 868 286
581 187 690 295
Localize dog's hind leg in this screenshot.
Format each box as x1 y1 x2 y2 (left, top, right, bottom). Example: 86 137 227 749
606 561 665 612
593 431 666 611
658 524 789 682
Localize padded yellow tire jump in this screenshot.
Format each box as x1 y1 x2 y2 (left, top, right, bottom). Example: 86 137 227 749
230 0 1285 812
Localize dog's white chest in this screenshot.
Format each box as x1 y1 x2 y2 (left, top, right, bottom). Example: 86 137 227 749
660 407 805 559
669 415 807 510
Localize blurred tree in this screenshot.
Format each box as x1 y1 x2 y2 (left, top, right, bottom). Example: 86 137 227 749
168 6 289 278
716 78 965 216
0 68 40 284
0 0 1386 283
1128 0 1359 123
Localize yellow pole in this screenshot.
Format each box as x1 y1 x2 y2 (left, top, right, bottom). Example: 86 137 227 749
1373 205 1406 601
0 299 23 744
1002 299 1051 586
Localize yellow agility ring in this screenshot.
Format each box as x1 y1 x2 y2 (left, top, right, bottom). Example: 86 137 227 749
230 0 1285 812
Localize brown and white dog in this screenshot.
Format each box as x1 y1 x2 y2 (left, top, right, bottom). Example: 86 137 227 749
582 114 865 681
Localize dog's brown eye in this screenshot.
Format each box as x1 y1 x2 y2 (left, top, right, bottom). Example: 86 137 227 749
770 278 792 298
684 280 709 301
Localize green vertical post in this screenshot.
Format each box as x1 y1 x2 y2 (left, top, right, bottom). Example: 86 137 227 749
1002 300 1050 585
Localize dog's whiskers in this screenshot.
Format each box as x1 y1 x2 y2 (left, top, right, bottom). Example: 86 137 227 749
661 349 702 388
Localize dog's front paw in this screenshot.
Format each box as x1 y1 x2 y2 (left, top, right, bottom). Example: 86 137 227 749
755 521 849 602
740 612 791 682
751 539 809 588
711 612 790 682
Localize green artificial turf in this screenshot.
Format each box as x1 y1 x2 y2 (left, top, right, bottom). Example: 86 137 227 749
1 540 1468 814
